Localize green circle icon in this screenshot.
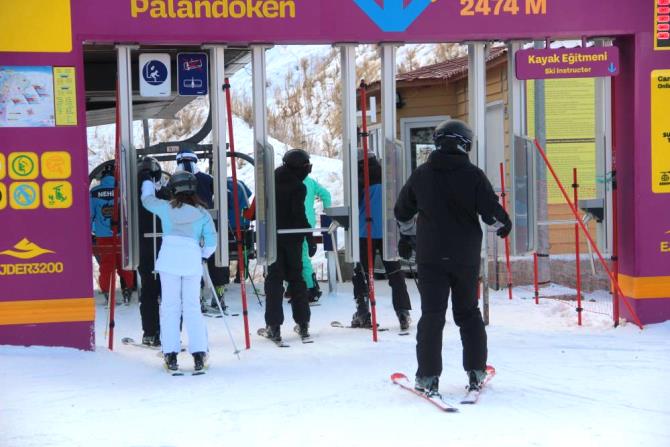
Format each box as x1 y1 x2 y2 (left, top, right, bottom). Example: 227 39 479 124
12 155 35 177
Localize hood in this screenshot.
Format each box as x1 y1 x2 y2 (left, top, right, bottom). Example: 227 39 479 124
99 175 115 188
427 150 475 172
168 203 207 225
276 165 303 184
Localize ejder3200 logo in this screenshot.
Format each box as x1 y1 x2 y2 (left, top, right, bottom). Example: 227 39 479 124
0 238 64 276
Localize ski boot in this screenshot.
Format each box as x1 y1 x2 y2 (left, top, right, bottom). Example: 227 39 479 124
265 325 282 342
164 352 179 372
122 289 132 305
351 296 372 328
415 375 440 396
193 352 208 373
467 369 487 392
210 286 227 312
296 322 310 339
142 333 161 347
396 309 411 331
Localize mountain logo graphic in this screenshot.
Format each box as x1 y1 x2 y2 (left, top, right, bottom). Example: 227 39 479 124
353 0 434 32
0 238 56 259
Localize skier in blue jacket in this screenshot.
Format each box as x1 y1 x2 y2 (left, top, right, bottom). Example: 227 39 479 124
352 150 411 331
140 168 217 374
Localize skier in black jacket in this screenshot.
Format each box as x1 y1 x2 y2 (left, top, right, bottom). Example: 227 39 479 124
394 119 511 396
263 149 315 342
137 156 167 347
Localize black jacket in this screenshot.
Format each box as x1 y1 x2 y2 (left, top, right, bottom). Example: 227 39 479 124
275 165 311 244
394 150 510 266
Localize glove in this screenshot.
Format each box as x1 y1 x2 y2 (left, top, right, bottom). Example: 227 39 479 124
496 219 512 239
139 169 153 183
398 235 415 260
307 236 317 257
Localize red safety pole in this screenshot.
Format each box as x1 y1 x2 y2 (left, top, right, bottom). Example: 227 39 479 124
533 139 643 329
359 80 378 342
573 168 582 326
499 163 513 300
533 252 539 305
108 80 122 350
223 78 251 350
611 77 620 327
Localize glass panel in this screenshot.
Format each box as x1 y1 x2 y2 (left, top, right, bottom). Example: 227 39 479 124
513 136 533 254
409 126 437 171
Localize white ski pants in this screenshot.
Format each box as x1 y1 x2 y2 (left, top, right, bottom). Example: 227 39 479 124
159 272 208 354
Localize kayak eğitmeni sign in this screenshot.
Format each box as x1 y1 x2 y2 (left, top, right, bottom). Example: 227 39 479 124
515 47 620 80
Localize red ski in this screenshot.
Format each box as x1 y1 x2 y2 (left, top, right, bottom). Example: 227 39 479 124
390 373 458 412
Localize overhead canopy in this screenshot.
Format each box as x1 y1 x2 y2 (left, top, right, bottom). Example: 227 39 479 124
83 44 250 126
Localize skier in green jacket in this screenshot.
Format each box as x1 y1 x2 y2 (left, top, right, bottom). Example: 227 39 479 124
302 175 332 302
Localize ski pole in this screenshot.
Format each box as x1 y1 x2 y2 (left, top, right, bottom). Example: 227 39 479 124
203 261 241 359
224 77 251 349
359 80 379 342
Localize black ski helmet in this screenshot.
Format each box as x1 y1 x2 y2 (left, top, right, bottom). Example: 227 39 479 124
140 156 161 174
282 149 311 169
433 119 474 153
168 170 198 196
282 149 312 180
100 161 115 178
357 149 376 163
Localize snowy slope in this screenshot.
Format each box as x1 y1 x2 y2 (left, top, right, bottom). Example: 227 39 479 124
1 283 668 447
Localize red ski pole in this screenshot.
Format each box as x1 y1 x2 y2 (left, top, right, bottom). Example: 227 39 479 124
359 80 378 342
533 139 643 329
224 77 251 350
499 163 513 300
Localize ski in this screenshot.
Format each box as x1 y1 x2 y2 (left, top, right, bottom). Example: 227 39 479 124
460 365 496 405
164 365 185 376
121 336 160 350
330 320 389 332
390 373 458 413
293 325 314 344
257 328 290 348
122 336 186 353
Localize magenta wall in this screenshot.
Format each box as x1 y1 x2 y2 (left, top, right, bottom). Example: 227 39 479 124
1 0 669 352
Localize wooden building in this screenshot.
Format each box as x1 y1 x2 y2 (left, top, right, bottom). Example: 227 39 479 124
366 46 595 255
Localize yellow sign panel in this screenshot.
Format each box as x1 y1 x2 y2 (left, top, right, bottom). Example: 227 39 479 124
43 181 73 209
9 182 40 210
41 151 72 179
53 67 78 125
8 152 39 180
0 153 5 179
0 183 6 210
527 78 597 204
0 0 72 53
651 70 670 193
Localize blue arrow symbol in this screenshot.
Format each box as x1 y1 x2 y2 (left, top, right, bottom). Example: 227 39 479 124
608 63 617 74
353 0 433 32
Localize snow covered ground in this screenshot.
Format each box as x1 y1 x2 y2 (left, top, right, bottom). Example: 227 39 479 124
2 282 669 447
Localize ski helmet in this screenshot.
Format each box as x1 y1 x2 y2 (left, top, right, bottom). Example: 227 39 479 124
140 156 161 174
100 161 115 178
433 119 474 153
357 149 376 163
176 149 198 173
168 170 198 196
282 149 311 169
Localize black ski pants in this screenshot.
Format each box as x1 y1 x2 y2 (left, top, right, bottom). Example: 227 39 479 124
353 238 411 312
264 238 310 326
415 261 487 378
138 249 160 337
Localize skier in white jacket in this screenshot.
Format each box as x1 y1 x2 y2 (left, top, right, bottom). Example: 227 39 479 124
140 169 217 374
